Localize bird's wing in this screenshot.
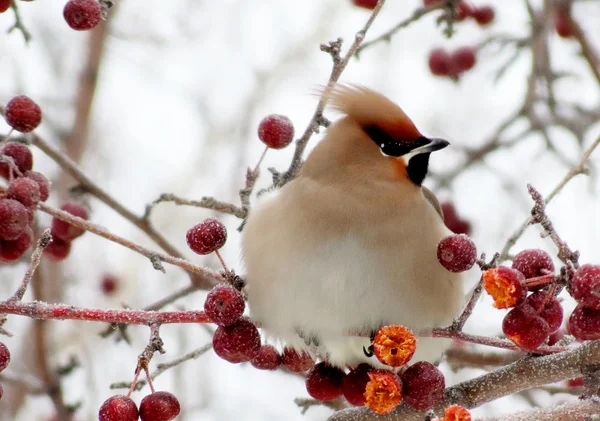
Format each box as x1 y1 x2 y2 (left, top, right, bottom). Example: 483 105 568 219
422 186 444 221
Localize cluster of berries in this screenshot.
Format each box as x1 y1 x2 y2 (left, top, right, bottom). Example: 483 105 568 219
99 392 180 421
0 342 10 401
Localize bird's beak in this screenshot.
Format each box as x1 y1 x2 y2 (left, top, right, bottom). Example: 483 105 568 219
410 138 450 155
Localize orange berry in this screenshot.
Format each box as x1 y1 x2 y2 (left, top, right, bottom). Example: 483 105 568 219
373 325 416 367
364 369 402 414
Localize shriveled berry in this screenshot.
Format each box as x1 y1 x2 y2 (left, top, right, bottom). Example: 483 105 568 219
51 201 89 241
0 343 10 372
512 249 554 291
282 347 314 373
0 227 33 261
455 2 473 21
342 363 373 406
44 237 72 261
0 142 33 178
437 234 477 273
373 325 416 367
63 0 102 31
364 369 402 415
568 305 600 341
444 405 472 421
428 48 453 77
401 361 445 410
251 345 281 370
571 264 600 310
525 291 563 333
7 177 41 208
204 284 245 326
472 6 494 25
554 10 574 38
101 274 118 295
139 391 180 421
99 395 139 421
352 0 377 9
503 304 550 350
257 114 294 149
186 218 227 255
441 202 471 235
305 362 345 401
212 318 260 363
0 0 12 13
25 171 51 201
451 47 477 73
483 266 525 309
5 96 41 133
0 198 29 240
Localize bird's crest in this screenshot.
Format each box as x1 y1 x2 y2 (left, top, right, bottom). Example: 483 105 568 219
322 84 422 143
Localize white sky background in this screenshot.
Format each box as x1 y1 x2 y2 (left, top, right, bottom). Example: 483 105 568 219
1 0 600 420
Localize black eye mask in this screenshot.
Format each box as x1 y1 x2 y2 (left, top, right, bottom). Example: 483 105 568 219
364 126 428 157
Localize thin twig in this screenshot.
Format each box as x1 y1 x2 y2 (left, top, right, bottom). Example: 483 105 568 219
8 230 52 302
7 1 31 43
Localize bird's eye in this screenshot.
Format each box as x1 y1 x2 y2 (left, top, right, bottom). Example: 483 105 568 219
364 126 413 157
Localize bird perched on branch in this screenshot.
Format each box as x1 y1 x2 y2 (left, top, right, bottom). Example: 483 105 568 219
242 85 465 368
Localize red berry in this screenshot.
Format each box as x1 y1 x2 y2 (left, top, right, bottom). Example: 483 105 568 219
568 377 584 388
472 6 494 25
44 237 72 261
63 0 102 31
548 328 565 346
212 318 260 363
441 202 471 235
99 395 139 421
554 10 574 38
451 47 477 73
282 347 314 373
101 274 118 295
204 284 245 326
0 343 10 372
428 48 453 77
503 304 550 350
0 0 11 13
0 142 33 178
342 363 374 406
571 264 600 310
401 362 445 410
305 362 346 401
24 171 51 202
257 114 294 149
568 305 600 341
51 201 89 241
455 2 473 21
0 226 33 261
437 234 477 273
139 391 180 421
352 0 377 9
525 291 563 333
512 249 555 291
5 96 42 133
251 345 281 370
7 177 41 209
0 198 28 240
186 218 227 255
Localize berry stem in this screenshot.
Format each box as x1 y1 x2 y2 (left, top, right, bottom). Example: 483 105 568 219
143 365 155 393
127 367 142 398
521 273 555 289
253 145 269 173
1 128 13 146
8 230 52 302
214 250 229 272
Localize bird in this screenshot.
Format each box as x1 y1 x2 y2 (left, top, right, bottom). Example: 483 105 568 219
241 84 465 369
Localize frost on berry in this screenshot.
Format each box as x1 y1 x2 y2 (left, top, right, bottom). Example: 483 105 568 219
503 304 550 350
204 284 245 326
186 218 227 255
44 237 72 261
525 291 563 333
451 47 477 73
5 96 42 133
63 0 102 31
257 114 294 149
51 201 89 241
443 404 472 421
0 198 29 241
0 227 33 261
483 266 525 309
437 234 477 273
441 202 471 235
0 343 10 372
364 369 402 415
212 318 260 363
305 362 346 401
0 142 33 178
251 345 281 370
99 395 139 421
139 391 180 421
7 177 41 209
568 305 600 341
282 347 314 373
570 264 600 310
428 48 453 77
373 325 416 367
0 0 12 13
342 363 373 406
401 361 445 410
473 6 495 26
512 249 554 291
25 171 51 202
352 0 377 9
